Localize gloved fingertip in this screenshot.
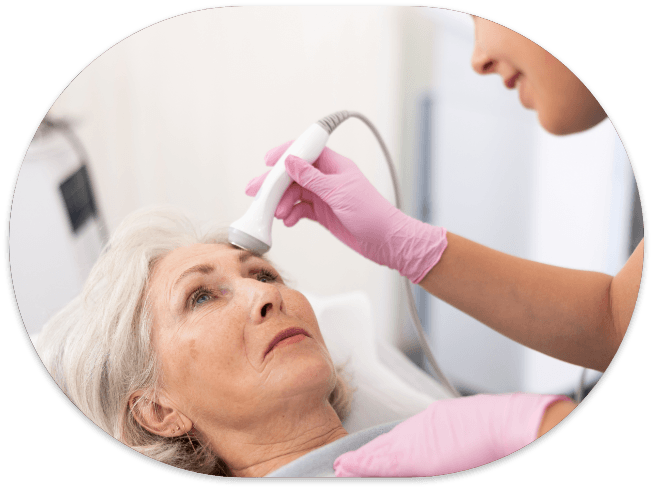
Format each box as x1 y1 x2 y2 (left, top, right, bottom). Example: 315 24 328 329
284 154 301 166
275 207 289 220
333 458 352 477
264 140 295 166
244 180 258 197
246 170 272 195
263 148 278 166
283 215 299 228
284 156 312 182
333 454 374 478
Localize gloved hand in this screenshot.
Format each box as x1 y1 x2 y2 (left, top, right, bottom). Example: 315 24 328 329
245 142 448 284
333 393 573 477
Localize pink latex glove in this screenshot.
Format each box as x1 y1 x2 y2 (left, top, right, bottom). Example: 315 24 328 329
333 393 572 477
245 141 447 284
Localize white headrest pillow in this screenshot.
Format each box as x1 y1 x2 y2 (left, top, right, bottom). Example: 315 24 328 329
302 290 451 433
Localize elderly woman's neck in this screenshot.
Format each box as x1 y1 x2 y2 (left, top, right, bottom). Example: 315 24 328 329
213 404 348 477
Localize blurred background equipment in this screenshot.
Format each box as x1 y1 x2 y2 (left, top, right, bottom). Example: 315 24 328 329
10 117 107 335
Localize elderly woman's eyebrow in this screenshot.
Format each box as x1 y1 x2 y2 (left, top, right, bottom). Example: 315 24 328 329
173 264 215 291
238 250 262 262
172 251 263 292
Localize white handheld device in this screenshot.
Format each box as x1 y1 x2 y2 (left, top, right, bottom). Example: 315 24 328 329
228 122 330 254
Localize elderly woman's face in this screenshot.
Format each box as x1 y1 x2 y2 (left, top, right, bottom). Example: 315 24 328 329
147 243 335 432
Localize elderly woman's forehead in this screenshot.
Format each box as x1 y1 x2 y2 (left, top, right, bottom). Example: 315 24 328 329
161 243 239 268
176 242 234 256
173 243 241 259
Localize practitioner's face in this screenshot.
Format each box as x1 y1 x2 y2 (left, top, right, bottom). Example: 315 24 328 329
147 243 336 436
471 17 607 135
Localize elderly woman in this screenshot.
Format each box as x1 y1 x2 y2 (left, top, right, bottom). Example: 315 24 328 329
36 208 575 478
36 208 354 477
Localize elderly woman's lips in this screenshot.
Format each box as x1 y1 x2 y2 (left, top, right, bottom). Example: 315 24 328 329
265 327 310 357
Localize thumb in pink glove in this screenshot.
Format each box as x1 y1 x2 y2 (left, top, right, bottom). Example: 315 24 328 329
333 393 573 477
245 141 447 284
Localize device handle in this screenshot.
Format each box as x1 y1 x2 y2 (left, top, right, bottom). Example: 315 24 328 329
229 123 329 251
254 123 329 205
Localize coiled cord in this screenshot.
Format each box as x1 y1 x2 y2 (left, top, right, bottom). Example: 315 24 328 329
317 111 352 133
318 111 461 398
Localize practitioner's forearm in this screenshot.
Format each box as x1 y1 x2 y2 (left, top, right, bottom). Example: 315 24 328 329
419 232 621 371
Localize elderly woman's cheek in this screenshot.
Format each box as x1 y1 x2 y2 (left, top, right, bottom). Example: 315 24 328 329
158 311 222 383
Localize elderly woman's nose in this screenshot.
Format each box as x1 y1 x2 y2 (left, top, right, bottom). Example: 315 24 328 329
247 282 285 323
471 41 495 75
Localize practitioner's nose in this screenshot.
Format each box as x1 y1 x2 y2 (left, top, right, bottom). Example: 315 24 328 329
471 40 496 75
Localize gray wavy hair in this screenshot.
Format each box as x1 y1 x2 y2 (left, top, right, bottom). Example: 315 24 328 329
35 208 354 476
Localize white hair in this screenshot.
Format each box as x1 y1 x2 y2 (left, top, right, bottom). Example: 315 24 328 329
35 208 353 476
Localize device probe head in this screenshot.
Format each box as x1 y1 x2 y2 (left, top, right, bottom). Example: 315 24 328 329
228 226 270 255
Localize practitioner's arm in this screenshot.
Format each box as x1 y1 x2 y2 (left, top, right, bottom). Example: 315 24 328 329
537 399 577 437
419 234 643 372
246 143 643 371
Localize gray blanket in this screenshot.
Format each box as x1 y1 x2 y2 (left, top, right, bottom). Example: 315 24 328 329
265 419 403 477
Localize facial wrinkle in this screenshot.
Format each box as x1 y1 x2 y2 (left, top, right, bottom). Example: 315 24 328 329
246 327 265 373
189 338 197 361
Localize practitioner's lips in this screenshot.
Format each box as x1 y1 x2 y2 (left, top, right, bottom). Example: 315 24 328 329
504 72 521 89
264 327 310 358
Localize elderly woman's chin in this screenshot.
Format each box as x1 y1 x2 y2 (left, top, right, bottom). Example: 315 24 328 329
264 341 338 401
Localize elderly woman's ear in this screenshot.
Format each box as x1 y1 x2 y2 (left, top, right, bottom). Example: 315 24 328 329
129 391 193 438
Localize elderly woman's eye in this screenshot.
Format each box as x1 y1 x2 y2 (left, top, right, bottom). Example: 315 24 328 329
189 287 214 308
196 293 211 304
256 268 278 283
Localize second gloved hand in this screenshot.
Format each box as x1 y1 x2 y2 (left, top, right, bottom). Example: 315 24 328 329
333 393 574 477
245 142 447 284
